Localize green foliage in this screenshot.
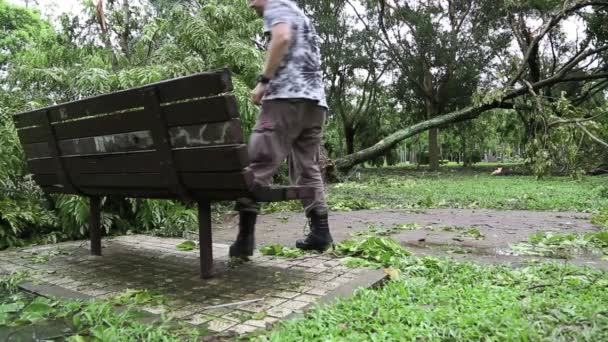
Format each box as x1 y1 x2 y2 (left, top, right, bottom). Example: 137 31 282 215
0 277 201 340
260 249 608 341
354 223 421 237
327 167 608 212
427 226 486 240
334 236 412 267
509 231 608 258
0 0 53 66
0 0 266 249
134 200 197 237
53 195 93 238
591 208 608 229
260 243 305 258
0 115 57 249
0 271 27 294
21 248 71 264
176 240 196 251
111 289 166 307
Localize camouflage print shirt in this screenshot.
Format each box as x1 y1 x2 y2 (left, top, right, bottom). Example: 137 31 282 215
263 0 327 108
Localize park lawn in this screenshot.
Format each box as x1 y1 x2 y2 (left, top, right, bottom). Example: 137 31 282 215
265 165 608 213
258 241 608 341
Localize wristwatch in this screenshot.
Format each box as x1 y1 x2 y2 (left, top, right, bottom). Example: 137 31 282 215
257 75 271 84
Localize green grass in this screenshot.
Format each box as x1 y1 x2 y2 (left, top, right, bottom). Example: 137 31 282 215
259 252 608 341
324 167 608 212
262 166 607 213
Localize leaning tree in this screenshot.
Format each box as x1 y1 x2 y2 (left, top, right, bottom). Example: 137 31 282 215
332 0 608 175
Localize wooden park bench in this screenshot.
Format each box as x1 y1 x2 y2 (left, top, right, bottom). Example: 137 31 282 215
12 69 313 279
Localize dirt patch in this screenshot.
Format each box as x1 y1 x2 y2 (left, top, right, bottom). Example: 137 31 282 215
212 209 607 269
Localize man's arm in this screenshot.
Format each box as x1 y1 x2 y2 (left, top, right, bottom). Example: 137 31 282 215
251 23 292 105
262 23 292 79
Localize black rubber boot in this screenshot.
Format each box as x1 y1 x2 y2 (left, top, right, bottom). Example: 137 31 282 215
229 211 257 258
296 208 334 252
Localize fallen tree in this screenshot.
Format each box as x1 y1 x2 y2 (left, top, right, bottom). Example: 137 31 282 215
333 0 608 174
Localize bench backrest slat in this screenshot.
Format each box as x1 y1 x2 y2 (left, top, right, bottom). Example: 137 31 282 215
27 145 249 175
13 70 233 128
22 119 243 159
16 95 238 144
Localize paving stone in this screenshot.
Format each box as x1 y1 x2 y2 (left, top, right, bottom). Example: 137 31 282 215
141 305 167 315
239 302 273 313
276 300 309 312
243 316 279 328
272 290 300 299
293 294 320 303
1 235 384 337
228 324 258 335
185 314 212 326
201 306 234 317
222 310 255 323
315 272 339 282
266 306 293 318
207 319 237 332
306 287 330 296
298 259 324 268
82 288 111 297
166 304 200 319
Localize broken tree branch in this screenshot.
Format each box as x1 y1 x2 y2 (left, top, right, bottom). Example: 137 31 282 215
507 1 608 88
576 122 608 148
334 70 608 172
548 111 608 128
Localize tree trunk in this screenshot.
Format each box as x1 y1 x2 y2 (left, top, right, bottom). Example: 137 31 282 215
95 0 119 72
334 103 494 172
344 125 356 155
120 0 131 60
331 70 608 175
429 127 439 170
461 131 470 167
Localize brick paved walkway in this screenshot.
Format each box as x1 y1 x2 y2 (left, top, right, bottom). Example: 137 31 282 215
0 235 384 336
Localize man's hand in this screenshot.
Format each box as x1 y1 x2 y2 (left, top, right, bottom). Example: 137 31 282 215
251 83 268 105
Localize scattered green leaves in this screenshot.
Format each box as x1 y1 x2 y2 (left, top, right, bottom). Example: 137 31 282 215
176 240 197 251
354 223 421 237
460 228 485 240
591 208 608 229
0 277 200 340
260 243 305 258
111 289 166 307
334 236 412 267
427 226 486 240
509 231 608 258
21 248 71 264
259 250 608 341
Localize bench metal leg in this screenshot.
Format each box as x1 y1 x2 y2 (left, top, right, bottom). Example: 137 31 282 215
198 200 213 279
89 196 102 256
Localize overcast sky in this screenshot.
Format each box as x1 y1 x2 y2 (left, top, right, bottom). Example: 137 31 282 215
6 0 83 19
7 0 586 59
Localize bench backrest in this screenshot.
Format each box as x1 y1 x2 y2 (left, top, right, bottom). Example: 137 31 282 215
13 69 254 200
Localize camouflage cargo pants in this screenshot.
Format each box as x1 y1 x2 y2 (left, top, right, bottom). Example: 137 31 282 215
236 99 328 216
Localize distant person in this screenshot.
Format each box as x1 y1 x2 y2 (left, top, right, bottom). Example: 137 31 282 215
229 0 334 258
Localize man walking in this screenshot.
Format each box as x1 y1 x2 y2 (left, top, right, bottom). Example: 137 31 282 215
229 0 333 257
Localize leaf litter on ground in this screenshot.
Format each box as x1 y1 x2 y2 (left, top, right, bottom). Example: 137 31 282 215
257 235 608 341
508 230 608 258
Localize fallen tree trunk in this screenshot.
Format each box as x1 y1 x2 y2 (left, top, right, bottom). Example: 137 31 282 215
333 71 608 173
332 0 608 175
334 103 497 172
